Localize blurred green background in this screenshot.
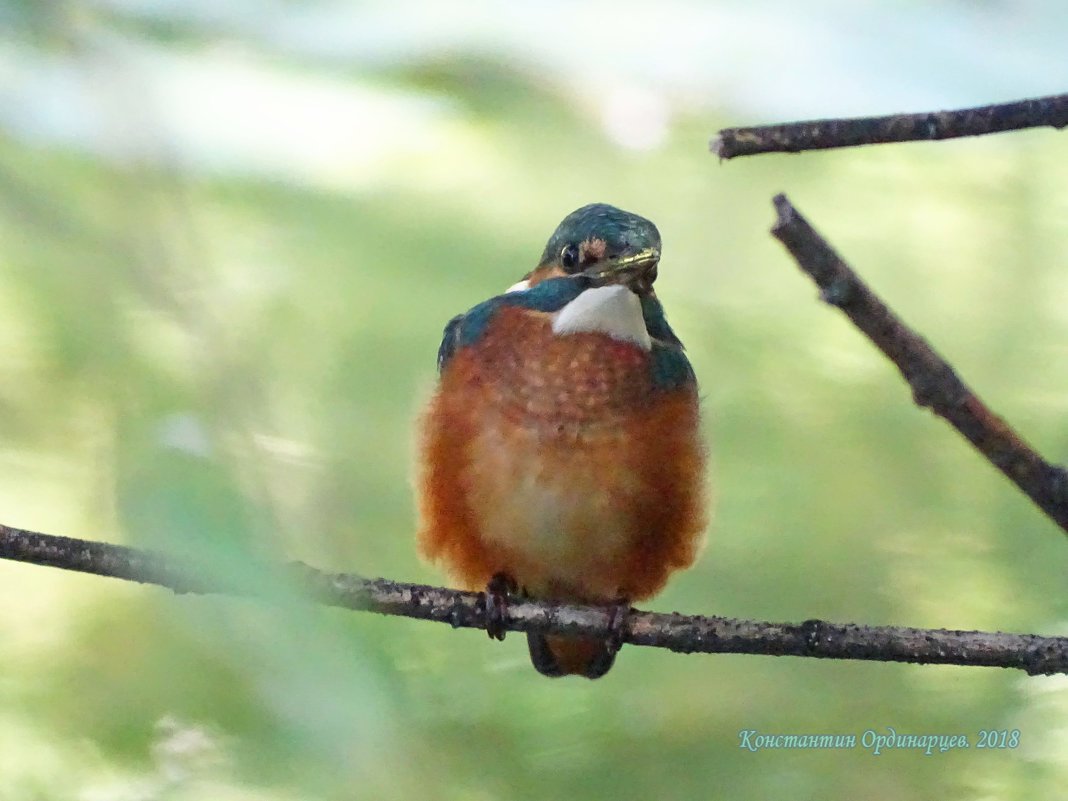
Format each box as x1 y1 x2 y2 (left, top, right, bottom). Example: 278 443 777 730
1 1 1066 799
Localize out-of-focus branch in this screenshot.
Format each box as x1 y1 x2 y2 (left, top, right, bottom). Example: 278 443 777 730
1 521 1065 675
770 193 1068 537
711 92 1068 159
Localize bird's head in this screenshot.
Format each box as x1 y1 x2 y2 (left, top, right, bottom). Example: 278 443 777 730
523 203 662 294
437 203 682 371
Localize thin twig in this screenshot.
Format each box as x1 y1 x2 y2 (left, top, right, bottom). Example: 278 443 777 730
711 92 1068 159
1 521 1064 674
770 194 1068 536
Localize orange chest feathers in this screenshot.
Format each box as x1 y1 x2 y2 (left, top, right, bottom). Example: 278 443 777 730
416 306 707 603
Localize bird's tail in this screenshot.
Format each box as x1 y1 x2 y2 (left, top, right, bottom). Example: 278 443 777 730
527 632 616 679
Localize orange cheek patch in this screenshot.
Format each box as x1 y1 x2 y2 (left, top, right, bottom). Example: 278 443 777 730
526 265 568 288
580 237 607 264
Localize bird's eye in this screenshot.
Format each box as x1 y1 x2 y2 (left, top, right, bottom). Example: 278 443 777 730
560 244 580 271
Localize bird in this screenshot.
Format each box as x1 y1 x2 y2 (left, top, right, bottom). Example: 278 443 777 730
415 203 707 678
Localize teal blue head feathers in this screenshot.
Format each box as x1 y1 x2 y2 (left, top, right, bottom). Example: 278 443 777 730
538 203 661 292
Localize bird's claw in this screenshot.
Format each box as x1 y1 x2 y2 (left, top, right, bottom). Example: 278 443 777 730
605 596 632 655
484 572 517 641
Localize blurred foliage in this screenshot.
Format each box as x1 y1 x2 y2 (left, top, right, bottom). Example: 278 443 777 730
0 2 1066 800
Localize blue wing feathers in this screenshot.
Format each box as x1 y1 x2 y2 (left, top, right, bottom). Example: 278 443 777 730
436 314 465 372
650 343 696 391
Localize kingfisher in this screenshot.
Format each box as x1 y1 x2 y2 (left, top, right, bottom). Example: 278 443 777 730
416 203 707 679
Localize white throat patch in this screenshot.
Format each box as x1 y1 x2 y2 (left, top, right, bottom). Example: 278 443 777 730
551 285 651 350
505 279 530 293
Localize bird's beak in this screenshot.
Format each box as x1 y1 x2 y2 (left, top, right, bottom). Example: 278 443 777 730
582 248 660 293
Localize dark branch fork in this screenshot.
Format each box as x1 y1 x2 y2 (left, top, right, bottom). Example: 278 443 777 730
1 522 1065 675
711 92 1068 159
771 194 1068 536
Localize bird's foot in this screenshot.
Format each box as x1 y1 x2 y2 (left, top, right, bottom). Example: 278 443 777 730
604 596 633 656
484 572 518 641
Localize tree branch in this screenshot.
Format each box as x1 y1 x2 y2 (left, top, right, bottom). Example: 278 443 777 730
711 92 1068 160
2 521 1065 675
770 194 1068 536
